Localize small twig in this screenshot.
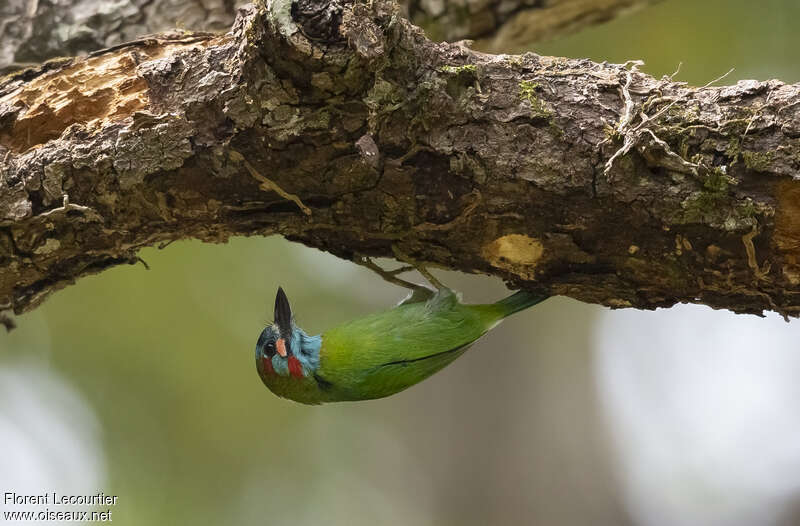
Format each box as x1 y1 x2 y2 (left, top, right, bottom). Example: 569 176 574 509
603 63 642 178
38 194 102 221
744 90 774 137
386 265 415 276
776 99 800 116
391 246 446 290
615 62 640 135
354 255 428 291
703 67 736 89
639 68 735 131
743 115 760 137
604 134 636 177
667 62 682 81
642 129 700 171
604 67 736 179
644 69 733 130
415 266 445 290
243 160 312 216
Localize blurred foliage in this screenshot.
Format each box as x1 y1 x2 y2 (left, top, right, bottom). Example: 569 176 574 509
2 1 799 524
534 0 800 84
3 240 612 524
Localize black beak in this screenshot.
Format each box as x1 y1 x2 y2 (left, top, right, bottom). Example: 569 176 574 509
274 286 293 339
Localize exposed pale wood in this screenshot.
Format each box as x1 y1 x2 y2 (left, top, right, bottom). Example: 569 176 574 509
0 0 661 73
1 0 799 324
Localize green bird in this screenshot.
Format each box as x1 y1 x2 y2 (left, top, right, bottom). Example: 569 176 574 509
255 282 547 405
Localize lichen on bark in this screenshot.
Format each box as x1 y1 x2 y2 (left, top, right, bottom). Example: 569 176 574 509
1 0 800 326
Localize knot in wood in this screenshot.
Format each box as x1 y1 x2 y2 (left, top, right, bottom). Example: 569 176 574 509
290 0 345 42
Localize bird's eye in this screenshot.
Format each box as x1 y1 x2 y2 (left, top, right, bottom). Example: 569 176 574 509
266 342 275 350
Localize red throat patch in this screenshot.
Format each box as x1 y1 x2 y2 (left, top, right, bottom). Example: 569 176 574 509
287 356 304 378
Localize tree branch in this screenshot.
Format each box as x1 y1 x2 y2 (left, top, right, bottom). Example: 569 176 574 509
2 0 799 323
0 0 660 73
413 0 663 51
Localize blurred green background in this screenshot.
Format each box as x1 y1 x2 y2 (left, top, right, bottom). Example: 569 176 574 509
3 1 800 525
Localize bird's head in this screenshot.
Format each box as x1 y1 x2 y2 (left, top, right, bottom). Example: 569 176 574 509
255 287 321 382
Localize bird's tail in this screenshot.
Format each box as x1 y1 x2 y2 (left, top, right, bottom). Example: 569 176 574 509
495 290 548 318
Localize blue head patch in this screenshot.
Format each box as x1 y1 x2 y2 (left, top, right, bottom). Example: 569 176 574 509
256 287 322 379
255 323 322 378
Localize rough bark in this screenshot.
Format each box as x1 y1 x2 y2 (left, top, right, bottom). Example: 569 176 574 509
0 0 660 73
0 0 242 74
1 0 800 325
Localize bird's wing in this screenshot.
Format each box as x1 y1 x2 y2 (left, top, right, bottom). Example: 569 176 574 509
320 290 502 373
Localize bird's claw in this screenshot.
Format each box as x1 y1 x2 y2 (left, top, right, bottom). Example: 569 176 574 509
354 255 433 294
390 246 447 291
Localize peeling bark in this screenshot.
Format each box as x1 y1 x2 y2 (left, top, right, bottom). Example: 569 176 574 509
0 0 660 72
0 0 240 73
1 0 800 323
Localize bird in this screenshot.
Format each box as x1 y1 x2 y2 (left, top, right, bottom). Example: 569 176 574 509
254 277 548 405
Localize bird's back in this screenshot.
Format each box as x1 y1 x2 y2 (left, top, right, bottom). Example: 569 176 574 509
318 289 507 401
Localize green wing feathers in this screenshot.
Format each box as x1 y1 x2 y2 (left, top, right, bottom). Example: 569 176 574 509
321 290 487 368
319 289 546 400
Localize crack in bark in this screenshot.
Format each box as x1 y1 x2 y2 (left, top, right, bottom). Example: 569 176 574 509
0 0 661 73
0 0 800 325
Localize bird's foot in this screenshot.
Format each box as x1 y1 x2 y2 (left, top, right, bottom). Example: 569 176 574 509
390 246 447 291
354 255 435 299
